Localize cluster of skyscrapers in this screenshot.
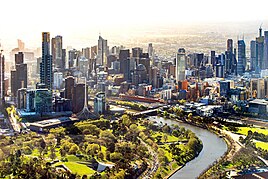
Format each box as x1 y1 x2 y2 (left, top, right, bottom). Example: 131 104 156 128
4 26 268 120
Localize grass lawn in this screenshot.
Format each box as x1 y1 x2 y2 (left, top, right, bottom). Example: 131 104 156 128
238 127 268 136
152 132 179 143
255 141 268 150
55 162 95 176
66 155 81 162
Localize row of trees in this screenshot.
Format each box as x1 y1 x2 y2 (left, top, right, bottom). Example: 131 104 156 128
116 101 148 111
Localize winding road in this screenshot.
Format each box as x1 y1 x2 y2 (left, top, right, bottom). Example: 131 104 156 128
138 137 159 179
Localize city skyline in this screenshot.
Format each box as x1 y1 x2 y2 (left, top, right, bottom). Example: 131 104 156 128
1 0 268 52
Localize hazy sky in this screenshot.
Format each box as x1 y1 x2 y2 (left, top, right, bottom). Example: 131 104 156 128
0 0 268 50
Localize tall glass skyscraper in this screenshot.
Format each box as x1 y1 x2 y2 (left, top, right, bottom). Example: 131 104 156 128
97 35 108 66
40 32 52 90
176 48 186 82
237 40 246 75
256 27 264 72
250 40 256 71
0 52 4 100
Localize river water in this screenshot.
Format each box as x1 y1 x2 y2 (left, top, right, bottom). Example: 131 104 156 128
147 116 228 179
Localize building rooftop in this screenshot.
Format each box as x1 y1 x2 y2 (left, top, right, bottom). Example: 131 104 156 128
29 117 78 128
249 99 268 105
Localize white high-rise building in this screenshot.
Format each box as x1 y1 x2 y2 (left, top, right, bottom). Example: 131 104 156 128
148 43 153 58
176 48 186 82
53 72 63 89
78 57 89 77
97 36 108 66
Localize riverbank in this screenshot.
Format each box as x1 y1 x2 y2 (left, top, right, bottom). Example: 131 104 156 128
147 116 227 179
198 127 239 178
164 118 204 179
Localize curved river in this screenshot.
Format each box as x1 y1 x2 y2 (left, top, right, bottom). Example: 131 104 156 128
147 116 228 179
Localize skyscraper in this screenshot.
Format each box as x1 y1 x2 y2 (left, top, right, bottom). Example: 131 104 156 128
65 76 75 100
82 47 90 60
40 32 53 90
176 48 186 82
97 36 108 66
0 52 4 100
226 39 234 74
51 35 63 70
119 49 130 81
148 43 153 58
250 40 256 71
263 31 268 70
68 49 78 68
256 27 264 72
94 92 107 115
11 52 27 97
237 40 246 75
211 51 216 69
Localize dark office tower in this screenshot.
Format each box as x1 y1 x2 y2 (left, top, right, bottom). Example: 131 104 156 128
250 40 257 71
65 76 75 99
40 32 52 90
237 40 246 75
11 52 27 97
234 48 237 75
107 55 117 68
119 49 130 81
51 38 56 66
51 35 63 70
0 53 4 100
97 36 108 66
226 39 234 74
196 53 204 67
132 47 143 58
148 43 153 58
91 46 98 59
15 52 24 64
211 51 216 69
131 47 143 71
256 27 264 72
0 55 4 100
264 31 268 70
62 49 66 70
73 83 88 113
149 66 159 87
139 53 150 72
82 47 90 60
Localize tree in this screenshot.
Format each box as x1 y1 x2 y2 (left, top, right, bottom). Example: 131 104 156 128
110 152 123 162
83 124 101 136
86 144 100 156
69 144 79 155
49 127 66 145
100 130 116 152
122 115 131 127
